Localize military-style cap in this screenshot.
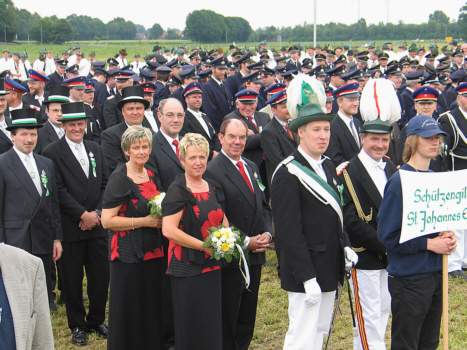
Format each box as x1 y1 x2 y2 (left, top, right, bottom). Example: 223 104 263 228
315 53 326 61
63 76 86 89
334 82 360 98
385 63 402 76
55 59 68 67
4 78 28 94
405 70 424 83
140 82 156 94
179 65 198 80
247 61 263 71
242 72 262 84
7 108 43 131
155 65 172 73
84 79 95 93
378 52 390 60
412 86 439 101
266 90 287 106
450 69 466 83
235 88 258 104
27 69 50 82
197 69 212 79
327 65 346 77
183 82 203 97
341 69 362 81
65 64 79 74
455 82 467 95
107 57 119 66
264 82 286 96
211 57 228 68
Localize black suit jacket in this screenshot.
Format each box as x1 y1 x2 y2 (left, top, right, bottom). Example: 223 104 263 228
84 104 102 144
170 86 187 109
399 87 416 127
205 152 271 266
343 156 397 269
224 71 244 98
271 151 350 292
260 117 297 186
43 138 107 242
149 131 184 191
0 149 62 255
45 71 64 92
438 106 467 170
181 110 220 157
0 128 12 154
102 92 123 129
202 78 233 132
326 115 362 166
224 109 270 170
35 121 60 154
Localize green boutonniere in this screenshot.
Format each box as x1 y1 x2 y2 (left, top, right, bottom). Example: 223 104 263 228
40 170 50 197
337 184 345 206
254 172 265 191
89 152 97 177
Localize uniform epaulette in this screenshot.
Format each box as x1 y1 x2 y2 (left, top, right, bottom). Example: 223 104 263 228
282 155 294 165
107 95 115 100
438 110 450 118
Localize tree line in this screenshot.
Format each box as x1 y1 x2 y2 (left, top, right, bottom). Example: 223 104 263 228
0 0 465 44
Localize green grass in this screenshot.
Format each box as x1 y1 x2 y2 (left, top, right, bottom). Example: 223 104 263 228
52 250 466 349
1 39 449 62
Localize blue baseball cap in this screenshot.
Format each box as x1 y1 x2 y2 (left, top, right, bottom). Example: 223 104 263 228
405 115 447 138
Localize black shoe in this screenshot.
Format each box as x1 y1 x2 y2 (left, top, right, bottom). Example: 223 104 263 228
71 328 88 346
87 324 109 339
449 270 466 279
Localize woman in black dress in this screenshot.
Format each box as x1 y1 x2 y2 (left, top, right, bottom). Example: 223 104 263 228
162 133 227 350
101 126 164 350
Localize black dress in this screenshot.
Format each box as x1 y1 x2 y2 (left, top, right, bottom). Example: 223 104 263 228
162 174 224 350
102 164 165 350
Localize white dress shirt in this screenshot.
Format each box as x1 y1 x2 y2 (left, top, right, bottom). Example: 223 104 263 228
221 149 254 185
49 121 64 138
187 108 211 137
358 149 388 197
65 136 89 178
13 146 42 195
144 110 159 133
0 118 11 140
338 111 360 146
298 146 327 181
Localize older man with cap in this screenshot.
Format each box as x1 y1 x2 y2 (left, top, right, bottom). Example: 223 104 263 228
202 56 234 132
260 90 296 186
326 82 363 167
43 102 109 346
5 77 29 112
341 118 397 350
0 108 63 311
224 88 270 172
101 85 151 175
102 68 133 129
180 82 220 158
271 76 356 350
35 85 70 154
0 79 12 153
438 82 467 279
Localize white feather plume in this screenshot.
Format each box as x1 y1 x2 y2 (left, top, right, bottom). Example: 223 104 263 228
286 73 326 120
360 78 401 124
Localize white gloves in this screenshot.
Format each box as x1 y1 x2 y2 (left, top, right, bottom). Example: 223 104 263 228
303 278 321 306
344 247 359 271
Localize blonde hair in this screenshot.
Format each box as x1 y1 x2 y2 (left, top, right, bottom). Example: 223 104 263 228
179 133 209 159
402 134 443 163
121 126 153 153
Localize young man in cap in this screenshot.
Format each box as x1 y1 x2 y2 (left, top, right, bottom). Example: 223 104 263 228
260 90 296 187
140 82 159 133
180 82 220 158
438 82 467 279
82 80 102 143
326 82 363 166
35 85 70 154
224 89 270 172
342 119 397 350
205 118 272 350
102 69 133 129
202 56 234 132
0 108 63 311
42 102 109 346
46 59 67 91
225 52 252 97
101 85 151 175
271 78 357 350
0 79 12 153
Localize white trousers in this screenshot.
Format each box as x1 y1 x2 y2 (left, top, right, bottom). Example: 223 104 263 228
448 229 467 272
350 269 391 350
283 290 336 350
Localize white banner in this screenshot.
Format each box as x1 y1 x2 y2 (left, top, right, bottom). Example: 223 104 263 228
400 169 467 243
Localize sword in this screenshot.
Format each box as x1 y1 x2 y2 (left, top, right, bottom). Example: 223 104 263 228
324 283 343 350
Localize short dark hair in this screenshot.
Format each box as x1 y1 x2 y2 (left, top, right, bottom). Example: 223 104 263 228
219 118 248 135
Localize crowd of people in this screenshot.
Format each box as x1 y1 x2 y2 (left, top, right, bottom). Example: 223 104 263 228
0 39 465 350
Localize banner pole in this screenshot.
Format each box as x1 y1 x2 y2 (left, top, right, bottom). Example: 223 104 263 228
442 254 449 350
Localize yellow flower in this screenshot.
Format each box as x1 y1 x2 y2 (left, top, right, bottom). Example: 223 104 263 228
214 231 222 238
221 243 230 252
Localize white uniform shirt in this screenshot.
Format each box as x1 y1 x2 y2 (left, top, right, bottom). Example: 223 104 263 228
357 149 388 196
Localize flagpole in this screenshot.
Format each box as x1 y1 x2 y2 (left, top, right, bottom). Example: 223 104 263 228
442 254 449 350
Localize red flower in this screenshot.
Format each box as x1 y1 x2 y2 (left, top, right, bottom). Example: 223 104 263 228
200 208 224 240
139 181 159 200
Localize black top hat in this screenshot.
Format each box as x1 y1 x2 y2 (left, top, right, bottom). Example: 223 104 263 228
117 85 149 110
6 108 43 131
58 102 88 122
44 85 70 105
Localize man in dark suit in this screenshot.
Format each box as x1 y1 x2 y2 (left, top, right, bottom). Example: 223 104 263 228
201 56 233 132
225 53 251 98
399 71 423 127
102 69 133 129
22 69 49 111
46 59 67 91
342 119 396 349
0 79 12 153
180 82 220 158
82 80 102 143
205 118 272 350
43 102 109 346
35 85 69 154
224 89 270 174
0 108 63 310
271 101 357 350
153 65 172 111
260 90 296 186
170 64 198 109
285 46 302 72
101 85 151 175
326 82 363 167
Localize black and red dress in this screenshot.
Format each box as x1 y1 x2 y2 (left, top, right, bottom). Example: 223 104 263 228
162 174 225 350
102 163 165 350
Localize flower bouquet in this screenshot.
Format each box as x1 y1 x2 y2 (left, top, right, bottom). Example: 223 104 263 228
148 192 166 217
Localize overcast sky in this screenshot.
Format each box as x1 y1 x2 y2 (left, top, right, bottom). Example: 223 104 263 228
13 0 465 30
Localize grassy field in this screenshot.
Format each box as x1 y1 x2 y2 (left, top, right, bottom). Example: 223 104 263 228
52 250 466 350
0 39 450 62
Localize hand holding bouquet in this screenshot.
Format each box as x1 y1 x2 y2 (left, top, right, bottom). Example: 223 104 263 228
148 192 166 217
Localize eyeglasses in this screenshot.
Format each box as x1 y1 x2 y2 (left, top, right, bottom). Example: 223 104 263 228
163 112 184 119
